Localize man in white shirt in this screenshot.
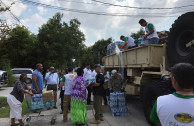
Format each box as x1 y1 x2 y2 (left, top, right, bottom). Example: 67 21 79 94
92 69 97 78
120 35 136 49
139 19 159 44
45 67 59 109
83 64 93 105
150 63 194 126
59 67 75 122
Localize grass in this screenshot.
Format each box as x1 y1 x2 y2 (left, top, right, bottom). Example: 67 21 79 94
0 97 29 118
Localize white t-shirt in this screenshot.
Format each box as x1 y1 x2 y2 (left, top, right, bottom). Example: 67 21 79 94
124 36 135 47
92 70 97 78
45 72 59 85
150 92 194 126
63 73 75 95
83 68 92 80
145 23 159 39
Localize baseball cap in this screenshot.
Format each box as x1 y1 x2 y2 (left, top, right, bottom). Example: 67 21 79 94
112 69 117 74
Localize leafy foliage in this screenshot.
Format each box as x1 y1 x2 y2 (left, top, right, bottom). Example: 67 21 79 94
80 38 112 67
2 63 15 87
0 26 38 68
0 3 13 41
37 13 85 69
0 12 110 72
131 28 145 39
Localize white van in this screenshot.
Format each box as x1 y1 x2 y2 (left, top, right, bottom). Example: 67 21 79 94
11 68 33 84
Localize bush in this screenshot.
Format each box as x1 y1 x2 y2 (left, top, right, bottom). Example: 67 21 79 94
3 63 15 87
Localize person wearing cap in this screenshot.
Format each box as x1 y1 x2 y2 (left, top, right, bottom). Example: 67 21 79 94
7 74 35 126
108 70 125 92
139 19 159 44
83 64 93 105
45 67 59 109
90 64 105 124
150 63 194 126
120 35 137 49
31 63 43 93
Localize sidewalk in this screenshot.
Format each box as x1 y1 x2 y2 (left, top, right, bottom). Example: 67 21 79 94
0 87 149 126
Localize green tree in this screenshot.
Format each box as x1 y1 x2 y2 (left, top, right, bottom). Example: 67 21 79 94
0 25 38 68
79 47 95 68
37 12 85 69
79 38 112 67
92 38 112 65
0 2 13 41
3 63 15 87
131 28 145 39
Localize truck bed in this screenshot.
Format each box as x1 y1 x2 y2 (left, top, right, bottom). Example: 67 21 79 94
103 45 164 68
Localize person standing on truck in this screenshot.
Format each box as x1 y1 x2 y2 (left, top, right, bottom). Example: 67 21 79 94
59 67 75 122
45 66 59 109
7 74 35 126
83 64 93 105
31 63 43 93
109 70 125 92
150 63 194 126
139 19 159 44
120 35 137 49
90 64 105 124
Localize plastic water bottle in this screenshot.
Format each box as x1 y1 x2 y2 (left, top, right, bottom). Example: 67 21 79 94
138 38 149 46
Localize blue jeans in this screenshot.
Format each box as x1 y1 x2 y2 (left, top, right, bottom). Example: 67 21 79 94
148 37 159 44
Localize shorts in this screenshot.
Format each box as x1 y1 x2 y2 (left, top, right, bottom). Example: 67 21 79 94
7 94 22 119
47 84 57 94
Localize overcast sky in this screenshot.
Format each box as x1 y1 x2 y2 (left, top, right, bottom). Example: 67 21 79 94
1 0 194 46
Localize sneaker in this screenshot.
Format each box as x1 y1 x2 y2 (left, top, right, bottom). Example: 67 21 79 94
90 119 100 124
100 117 104 121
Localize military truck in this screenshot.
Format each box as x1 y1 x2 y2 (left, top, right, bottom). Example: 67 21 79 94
102 12 194 125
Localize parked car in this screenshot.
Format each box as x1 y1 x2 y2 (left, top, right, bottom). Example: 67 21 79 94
0 70 8 87
11 68 33 84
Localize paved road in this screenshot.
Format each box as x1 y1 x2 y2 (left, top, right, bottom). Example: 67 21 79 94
0 87 150 126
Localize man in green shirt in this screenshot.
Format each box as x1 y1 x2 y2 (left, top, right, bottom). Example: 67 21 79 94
150 63 194 126
139 19 159 44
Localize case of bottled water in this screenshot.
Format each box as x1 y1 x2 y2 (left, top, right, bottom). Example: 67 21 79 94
109 92 130 117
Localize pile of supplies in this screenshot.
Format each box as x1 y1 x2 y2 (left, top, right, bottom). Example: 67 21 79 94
109 92 130 117
135 38 149 47
30 91 54 110
107 41 125 55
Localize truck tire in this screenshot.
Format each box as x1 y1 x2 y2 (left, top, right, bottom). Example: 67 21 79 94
167 12 194 65
142 81 163 126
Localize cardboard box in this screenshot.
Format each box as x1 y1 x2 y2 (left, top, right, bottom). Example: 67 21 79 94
42 90 54 102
